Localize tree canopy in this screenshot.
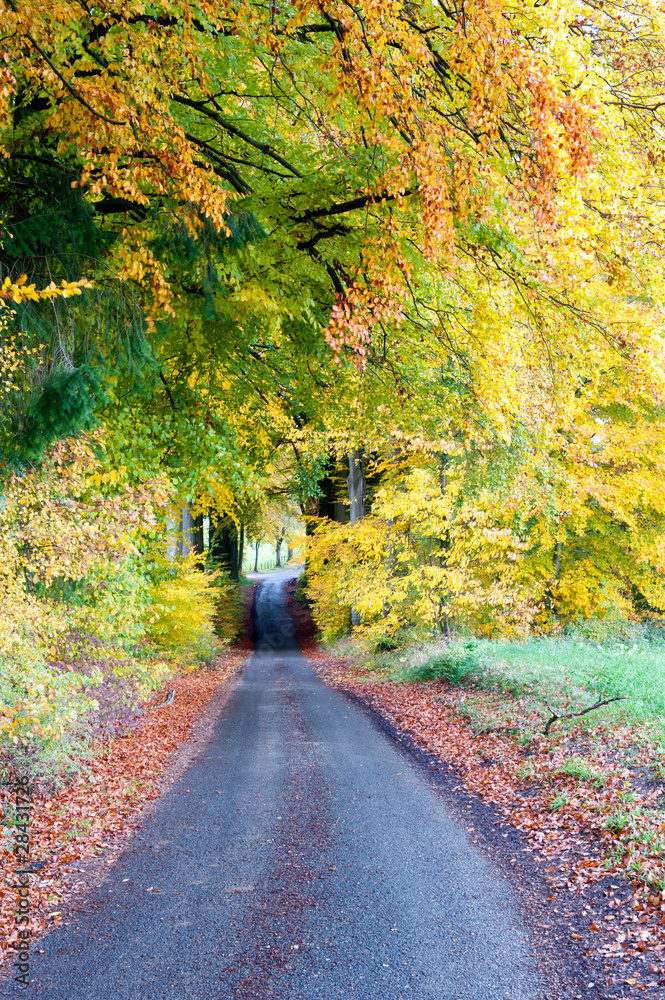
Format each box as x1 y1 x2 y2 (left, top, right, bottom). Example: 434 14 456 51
2 0 665 625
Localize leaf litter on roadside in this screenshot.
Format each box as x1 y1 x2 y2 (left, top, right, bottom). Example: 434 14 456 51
0 650 243 972
307 649 665 994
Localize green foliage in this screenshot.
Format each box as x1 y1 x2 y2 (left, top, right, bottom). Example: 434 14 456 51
346 627 665 739
0 645 171 783
565 613 649 645
405 644 483 687
7 2 665 807
0 439 237 781
16 365 106 464
473 635 665 723
210 576 246 645
372 633 404 653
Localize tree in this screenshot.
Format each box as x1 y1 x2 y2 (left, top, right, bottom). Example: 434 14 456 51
5 0 662 460
275 527 285 570
4 0 665 629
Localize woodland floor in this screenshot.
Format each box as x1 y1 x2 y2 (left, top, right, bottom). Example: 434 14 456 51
284 583 665 998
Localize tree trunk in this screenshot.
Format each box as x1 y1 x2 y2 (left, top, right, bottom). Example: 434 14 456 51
192 514 204 556
348 449 365 624
166 515 177 560
275 526 285 568
347 449 365 525
238 524 244 576
554 541 562 579
254 540 260 573
318 456 351 523
229 530 239 581
210 516 240 581
179 507 193 557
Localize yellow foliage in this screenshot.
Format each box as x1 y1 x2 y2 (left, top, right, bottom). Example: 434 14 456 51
306 449 665 644
0 439 173 761
0 275 92 305
146 555 221 667
0 436 162 597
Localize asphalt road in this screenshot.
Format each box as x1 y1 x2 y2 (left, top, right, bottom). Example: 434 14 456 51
4 569 542 999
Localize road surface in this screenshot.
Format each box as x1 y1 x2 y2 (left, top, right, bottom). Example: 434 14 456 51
3 569 542 999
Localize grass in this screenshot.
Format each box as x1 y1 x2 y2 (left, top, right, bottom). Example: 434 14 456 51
358 632 665 738
557 756 606 786
324 623 665 910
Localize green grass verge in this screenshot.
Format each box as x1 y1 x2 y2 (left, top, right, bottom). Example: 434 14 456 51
349 631 665 742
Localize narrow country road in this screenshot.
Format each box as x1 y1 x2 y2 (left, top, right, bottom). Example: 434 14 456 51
4 570 542 999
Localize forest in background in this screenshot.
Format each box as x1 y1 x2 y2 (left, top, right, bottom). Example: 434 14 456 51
3 0 665 780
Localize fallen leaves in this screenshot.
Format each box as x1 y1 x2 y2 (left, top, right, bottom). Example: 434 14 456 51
307 645 665 987
0 650 243 971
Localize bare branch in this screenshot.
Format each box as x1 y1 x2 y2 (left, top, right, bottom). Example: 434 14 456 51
543 696 628 735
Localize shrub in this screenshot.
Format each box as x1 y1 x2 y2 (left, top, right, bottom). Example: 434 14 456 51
410 643 482 685
0 437 177 779
145 555 221 667
210 573 245 644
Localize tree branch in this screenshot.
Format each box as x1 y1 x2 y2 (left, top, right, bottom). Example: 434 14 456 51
543 696 628 735
8 152 76 173
159 372 177 411
26 34 125 126
191 158 251 195
93 196 147 216
295 189 412 223
184 132 290 179
296 222 352 251
172 94 302 177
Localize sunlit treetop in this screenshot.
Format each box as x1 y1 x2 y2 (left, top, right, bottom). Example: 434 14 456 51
1 0 665 489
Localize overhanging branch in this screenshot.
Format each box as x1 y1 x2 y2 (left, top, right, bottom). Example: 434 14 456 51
173 94 302 178
294 189 413 223
26 33 125 126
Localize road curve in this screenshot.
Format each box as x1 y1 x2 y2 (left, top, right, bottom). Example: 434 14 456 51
3 570 542 999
